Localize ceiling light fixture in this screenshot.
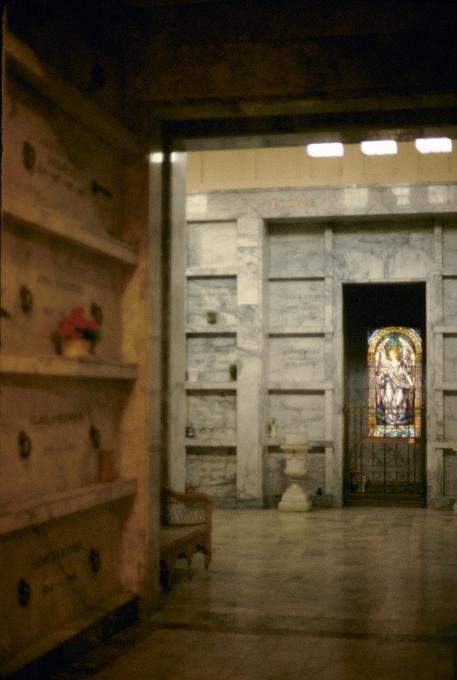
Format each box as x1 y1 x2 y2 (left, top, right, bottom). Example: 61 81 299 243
415 137 452 154
306 143 344 158
361 140 398 156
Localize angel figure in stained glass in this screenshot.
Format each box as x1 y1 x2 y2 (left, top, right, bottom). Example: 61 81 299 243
375 334 415 427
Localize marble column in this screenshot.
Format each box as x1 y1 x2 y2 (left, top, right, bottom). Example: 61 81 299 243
236 211 265 504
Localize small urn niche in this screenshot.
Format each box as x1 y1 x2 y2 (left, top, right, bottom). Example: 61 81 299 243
278 432 312 512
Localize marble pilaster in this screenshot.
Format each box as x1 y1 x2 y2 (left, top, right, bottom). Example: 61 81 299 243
236 212 265 502
168 153 188 491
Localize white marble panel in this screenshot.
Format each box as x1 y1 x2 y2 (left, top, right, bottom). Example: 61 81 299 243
443 337 457 383
444 451 457 496
186 453 236 498
269 393 325 439
268 336 324 384
443 280 457 325
187 278 237 328
269 280 325 329
187 221 237 269
333 222 434 280
269 224 325 276
444 394 457 440
237 246 260 304
442 221 457 267
266 451 325 495
187 336 237 383
186 393 236 439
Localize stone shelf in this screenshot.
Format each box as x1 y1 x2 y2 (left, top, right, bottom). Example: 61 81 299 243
3 186 138 266
185 327 237 336
268 383 333 392
433 326 457 334
269 327 333 336
435 383 457 391
185 437 237 447
5 33 141 154
441 268 457 277
0 479 138 536
186 267 237 278
1 353 138 380
431 441 457 450
185 382 237 391
268 273 326 280
266 438 334 448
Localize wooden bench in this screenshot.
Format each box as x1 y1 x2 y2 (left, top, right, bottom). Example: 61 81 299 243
159 487 213 590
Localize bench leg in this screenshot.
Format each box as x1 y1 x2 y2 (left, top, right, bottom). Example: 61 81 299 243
185 550 193 579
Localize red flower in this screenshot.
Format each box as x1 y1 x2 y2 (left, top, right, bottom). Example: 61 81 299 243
56 307 100 342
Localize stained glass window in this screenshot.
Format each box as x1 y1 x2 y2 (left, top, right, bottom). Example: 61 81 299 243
367 327 422 438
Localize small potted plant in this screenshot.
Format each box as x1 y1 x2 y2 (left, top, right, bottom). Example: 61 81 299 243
54 306 100 358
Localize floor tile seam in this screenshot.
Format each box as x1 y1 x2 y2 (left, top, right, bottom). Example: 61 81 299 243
151 621 457 645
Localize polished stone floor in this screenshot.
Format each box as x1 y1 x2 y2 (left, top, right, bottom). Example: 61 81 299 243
32 508 457 679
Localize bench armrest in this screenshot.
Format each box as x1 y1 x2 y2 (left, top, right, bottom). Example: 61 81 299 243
161 487 213 526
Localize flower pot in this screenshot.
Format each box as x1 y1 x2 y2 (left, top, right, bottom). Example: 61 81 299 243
61 338 92 359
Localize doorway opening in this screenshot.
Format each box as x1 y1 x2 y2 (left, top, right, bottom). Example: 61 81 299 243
343 283 426 506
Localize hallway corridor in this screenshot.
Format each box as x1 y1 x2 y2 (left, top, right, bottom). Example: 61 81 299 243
25 508 457 679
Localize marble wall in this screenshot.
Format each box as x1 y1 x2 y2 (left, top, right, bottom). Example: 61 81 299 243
1 39 151 673
179 183 457 508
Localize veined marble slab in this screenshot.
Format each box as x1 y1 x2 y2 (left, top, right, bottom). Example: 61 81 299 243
187 335 237 383
269 223 325 277
186 393 236 439
333 222 434 281
186 454 236 498
187 221 237 269
186 277 237 329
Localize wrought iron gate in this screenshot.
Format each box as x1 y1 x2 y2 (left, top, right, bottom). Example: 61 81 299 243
344 405 426 506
